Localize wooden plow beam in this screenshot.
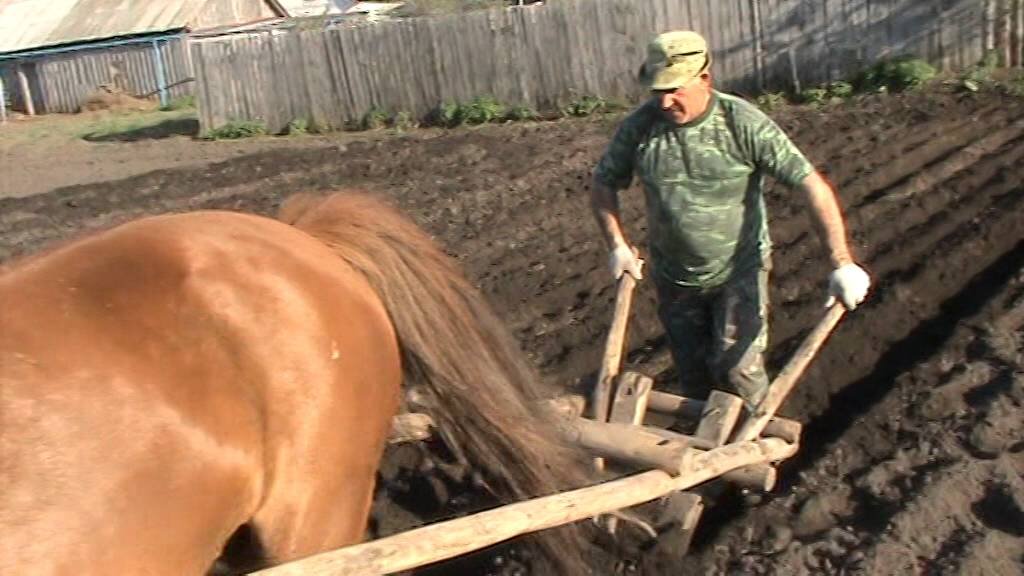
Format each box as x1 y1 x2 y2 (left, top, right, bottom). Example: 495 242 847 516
251 437 797 576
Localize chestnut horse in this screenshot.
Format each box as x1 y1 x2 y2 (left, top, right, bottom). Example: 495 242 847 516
0 192 591 575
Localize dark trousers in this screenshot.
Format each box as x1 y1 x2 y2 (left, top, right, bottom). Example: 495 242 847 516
654 263 771 410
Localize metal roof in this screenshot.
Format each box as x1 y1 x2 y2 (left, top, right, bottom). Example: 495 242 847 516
0 0 285 54
276 0 357 18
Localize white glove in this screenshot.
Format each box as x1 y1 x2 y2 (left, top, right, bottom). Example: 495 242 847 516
609 244 644 280
827 263 871 310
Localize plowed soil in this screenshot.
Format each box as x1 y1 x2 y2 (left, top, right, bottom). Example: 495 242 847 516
2 83 1022 575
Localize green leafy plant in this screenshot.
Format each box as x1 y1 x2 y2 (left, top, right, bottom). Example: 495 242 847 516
505 104 538 121
391 110 416 131
434 101 460 127
360 107 390 130
457 96 506 125
754 92 788 111
826 80 854 99
798 87 829 106
958 50 1002 93
427 97 508 127
203 120 267 140
287 117 310 135
854 56 937 93
1002 73 1024 98
563 95 608 117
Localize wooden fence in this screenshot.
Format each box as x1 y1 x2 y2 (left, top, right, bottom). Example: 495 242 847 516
0 37 193 115
190 0 1020 134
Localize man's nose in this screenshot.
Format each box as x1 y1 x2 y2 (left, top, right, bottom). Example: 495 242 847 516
659 93 674 109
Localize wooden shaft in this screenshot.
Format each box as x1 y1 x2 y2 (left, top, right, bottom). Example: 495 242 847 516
762 416 802 444
559 418 693 475
591 273 637 473
722 464 777 491
646 390 705 420
733 304 845 442
641 425 713 451
250 438 798 576
390 408 805 460
643 392 802 443
591 273 637 424
615 425 774 488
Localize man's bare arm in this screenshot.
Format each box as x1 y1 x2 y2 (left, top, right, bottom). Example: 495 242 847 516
591 177 629 250
801 170 854 268
591 176 644 279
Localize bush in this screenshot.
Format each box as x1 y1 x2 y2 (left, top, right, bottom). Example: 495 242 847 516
755 92 788 111
287 117 310 135
958 50 1002 93
798 87 829 106
457 96 506 125
361 107 389 130
391 110 417 131
854 56 937 93
826 80 854 99
563 95 608 117
505 104 538 121
432 101 460 127
203 120 267 140
426 97 507 127
1005 76 1024 98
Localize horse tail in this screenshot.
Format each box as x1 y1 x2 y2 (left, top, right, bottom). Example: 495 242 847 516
278 191 593 574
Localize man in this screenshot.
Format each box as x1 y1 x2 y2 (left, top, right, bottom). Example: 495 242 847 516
590 30 871 411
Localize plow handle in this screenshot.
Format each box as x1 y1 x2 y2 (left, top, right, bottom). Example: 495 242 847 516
590 272 637 425
732 303 846 442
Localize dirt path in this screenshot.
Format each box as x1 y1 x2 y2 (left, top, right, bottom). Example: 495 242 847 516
2 84 1022 575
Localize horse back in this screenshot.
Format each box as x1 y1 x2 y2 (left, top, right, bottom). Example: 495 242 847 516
0 210 401 574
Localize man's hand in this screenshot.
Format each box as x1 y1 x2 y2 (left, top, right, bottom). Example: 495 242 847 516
609 244 644 280
827 263 871 310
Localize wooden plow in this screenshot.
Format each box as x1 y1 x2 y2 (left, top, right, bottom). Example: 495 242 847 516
252 277 846 575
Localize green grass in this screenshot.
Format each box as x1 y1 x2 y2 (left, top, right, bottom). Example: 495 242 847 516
202 119 267 140
158 95 195 112
75 108 197 140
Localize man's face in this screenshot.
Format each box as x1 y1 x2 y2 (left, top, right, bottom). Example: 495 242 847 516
652 74 712 125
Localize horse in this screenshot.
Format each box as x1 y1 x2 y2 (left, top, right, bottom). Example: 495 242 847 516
0 191 593 575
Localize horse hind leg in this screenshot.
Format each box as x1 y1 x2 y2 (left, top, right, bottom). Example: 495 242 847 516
240 451 384 570
208 524 269 575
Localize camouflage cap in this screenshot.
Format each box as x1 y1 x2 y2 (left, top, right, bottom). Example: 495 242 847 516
639 30 711 90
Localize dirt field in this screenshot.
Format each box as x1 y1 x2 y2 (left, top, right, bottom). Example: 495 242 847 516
2 83 1023 575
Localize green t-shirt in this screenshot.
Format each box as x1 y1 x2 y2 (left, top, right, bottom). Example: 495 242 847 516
595 90 814 288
